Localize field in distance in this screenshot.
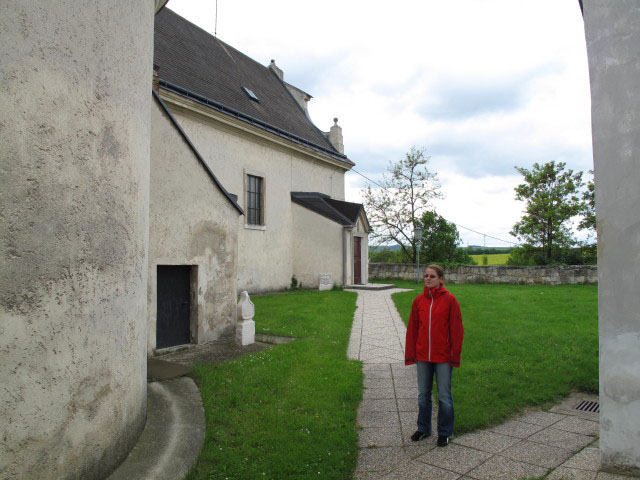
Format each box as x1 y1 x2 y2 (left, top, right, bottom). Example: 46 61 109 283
470 253 510 265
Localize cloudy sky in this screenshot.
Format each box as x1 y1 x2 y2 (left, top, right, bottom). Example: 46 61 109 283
169 0 593 247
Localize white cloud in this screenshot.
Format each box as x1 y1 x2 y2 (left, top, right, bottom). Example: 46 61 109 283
168 0 593 246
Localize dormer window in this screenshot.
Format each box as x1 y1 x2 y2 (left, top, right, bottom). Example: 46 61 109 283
242 86 259 102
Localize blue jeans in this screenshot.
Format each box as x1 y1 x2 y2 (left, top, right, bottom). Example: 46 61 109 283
416 361 454 437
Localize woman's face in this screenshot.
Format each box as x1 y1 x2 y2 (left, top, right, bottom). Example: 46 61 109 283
424 268 442 289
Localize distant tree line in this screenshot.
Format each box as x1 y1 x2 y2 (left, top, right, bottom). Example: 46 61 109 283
364 150 596 267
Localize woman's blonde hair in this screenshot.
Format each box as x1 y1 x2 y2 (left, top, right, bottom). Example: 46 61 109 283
426 264 444 279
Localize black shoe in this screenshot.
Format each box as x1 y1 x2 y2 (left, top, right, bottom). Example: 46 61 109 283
437 435 449 447
410 430 430 442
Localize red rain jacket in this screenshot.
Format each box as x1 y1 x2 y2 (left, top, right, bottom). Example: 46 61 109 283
405 284 464 367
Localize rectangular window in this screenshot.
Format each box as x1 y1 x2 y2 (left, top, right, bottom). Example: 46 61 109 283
246 174 263 225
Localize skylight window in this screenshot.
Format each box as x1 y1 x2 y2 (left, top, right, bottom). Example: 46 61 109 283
242 86 259 102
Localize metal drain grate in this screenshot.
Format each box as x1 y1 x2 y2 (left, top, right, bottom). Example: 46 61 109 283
575 400 600 413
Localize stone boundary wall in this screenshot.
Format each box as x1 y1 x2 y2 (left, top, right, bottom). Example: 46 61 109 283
369 263 598 285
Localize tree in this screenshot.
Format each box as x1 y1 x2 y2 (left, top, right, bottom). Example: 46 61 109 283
511 161 584 262
578 170 596 235
362 147 442 263
369 248 403 263
418 211 473 265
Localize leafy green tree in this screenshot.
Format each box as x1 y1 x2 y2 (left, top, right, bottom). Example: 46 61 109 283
511 161 584 262
362 147 442 263
369 248 404 263
578 170 596 234
418 211 473 265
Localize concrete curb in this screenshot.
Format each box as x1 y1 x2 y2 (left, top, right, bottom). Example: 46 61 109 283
108 377 205 480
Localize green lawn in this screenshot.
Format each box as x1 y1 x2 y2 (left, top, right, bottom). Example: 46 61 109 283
469 253 511 265
390 280 599 433
187 283 598 479
187 290 362 480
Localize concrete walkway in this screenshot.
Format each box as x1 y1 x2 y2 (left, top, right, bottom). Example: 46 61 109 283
346 288 632 480
107 376 205 480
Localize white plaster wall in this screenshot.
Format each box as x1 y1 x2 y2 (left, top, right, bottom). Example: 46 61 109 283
291 204 344 288
149 101 239 351
0 2 153 479
583 0 640 474
165 104 348 292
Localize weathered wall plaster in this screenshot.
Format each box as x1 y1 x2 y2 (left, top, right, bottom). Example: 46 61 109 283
148 100 240 352
583 0 640 474
0 1 153 479
292 203 344 288
161 97 350 293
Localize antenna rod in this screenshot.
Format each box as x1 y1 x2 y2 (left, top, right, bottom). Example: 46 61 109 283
214 0 218 36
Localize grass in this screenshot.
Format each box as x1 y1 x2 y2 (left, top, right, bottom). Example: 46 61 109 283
186 290 362 480
469 253 511 265
187 282 598 478
389 279 599 434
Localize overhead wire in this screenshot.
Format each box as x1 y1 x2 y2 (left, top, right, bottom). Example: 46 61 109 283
349 168 520 246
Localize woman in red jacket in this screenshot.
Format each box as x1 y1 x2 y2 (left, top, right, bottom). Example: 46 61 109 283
405 264 464 447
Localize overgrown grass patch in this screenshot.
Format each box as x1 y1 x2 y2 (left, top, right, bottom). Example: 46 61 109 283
187 290 362 480
390 280 599 434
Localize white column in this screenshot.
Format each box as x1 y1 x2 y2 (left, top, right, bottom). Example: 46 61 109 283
583 0 640 475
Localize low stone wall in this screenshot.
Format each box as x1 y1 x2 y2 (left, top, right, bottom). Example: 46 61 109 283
369 263 598 285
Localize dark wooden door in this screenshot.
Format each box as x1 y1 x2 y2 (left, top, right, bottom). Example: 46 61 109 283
156 266 191 349
354 237 362 284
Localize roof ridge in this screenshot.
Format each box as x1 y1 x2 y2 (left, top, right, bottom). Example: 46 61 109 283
164 8 270 75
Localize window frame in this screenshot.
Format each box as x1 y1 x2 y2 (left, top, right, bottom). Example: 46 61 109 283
244 170 266 229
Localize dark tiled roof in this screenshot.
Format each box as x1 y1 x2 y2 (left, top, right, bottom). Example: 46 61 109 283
154 9 351 165
291 192 368 230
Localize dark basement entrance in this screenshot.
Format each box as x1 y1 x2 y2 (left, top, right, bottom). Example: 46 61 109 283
156 265 193 349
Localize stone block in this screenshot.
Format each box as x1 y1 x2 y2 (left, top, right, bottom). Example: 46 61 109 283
236 291 255 346
319 273 333 291
235 319 255 346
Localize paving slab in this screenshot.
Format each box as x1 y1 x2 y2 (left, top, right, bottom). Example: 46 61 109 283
548 467 598 479
518 410 566 427
554 416 600 436
356 446 407 473
561 447 601 471
500 439 573 468
364 388 396 399
361 398 399 412
465 454 548 480
528 426 595 452
380 461 461 480
358 411 401 429
415 443 492 475
359 427 404 447
452 430 521 454
488 419 546 438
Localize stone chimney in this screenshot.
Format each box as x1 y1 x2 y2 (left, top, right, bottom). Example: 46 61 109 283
270 59 313 114
269 59 283 80
327 118 344 154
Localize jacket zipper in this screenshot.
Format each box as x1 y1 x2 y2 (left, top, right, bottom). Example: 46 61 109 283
428 288 434 362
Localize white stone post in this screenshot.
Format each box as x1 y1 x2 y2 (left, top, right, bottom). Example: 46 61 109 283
319 274 334 291
583 0 640 475
236 291 255 346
